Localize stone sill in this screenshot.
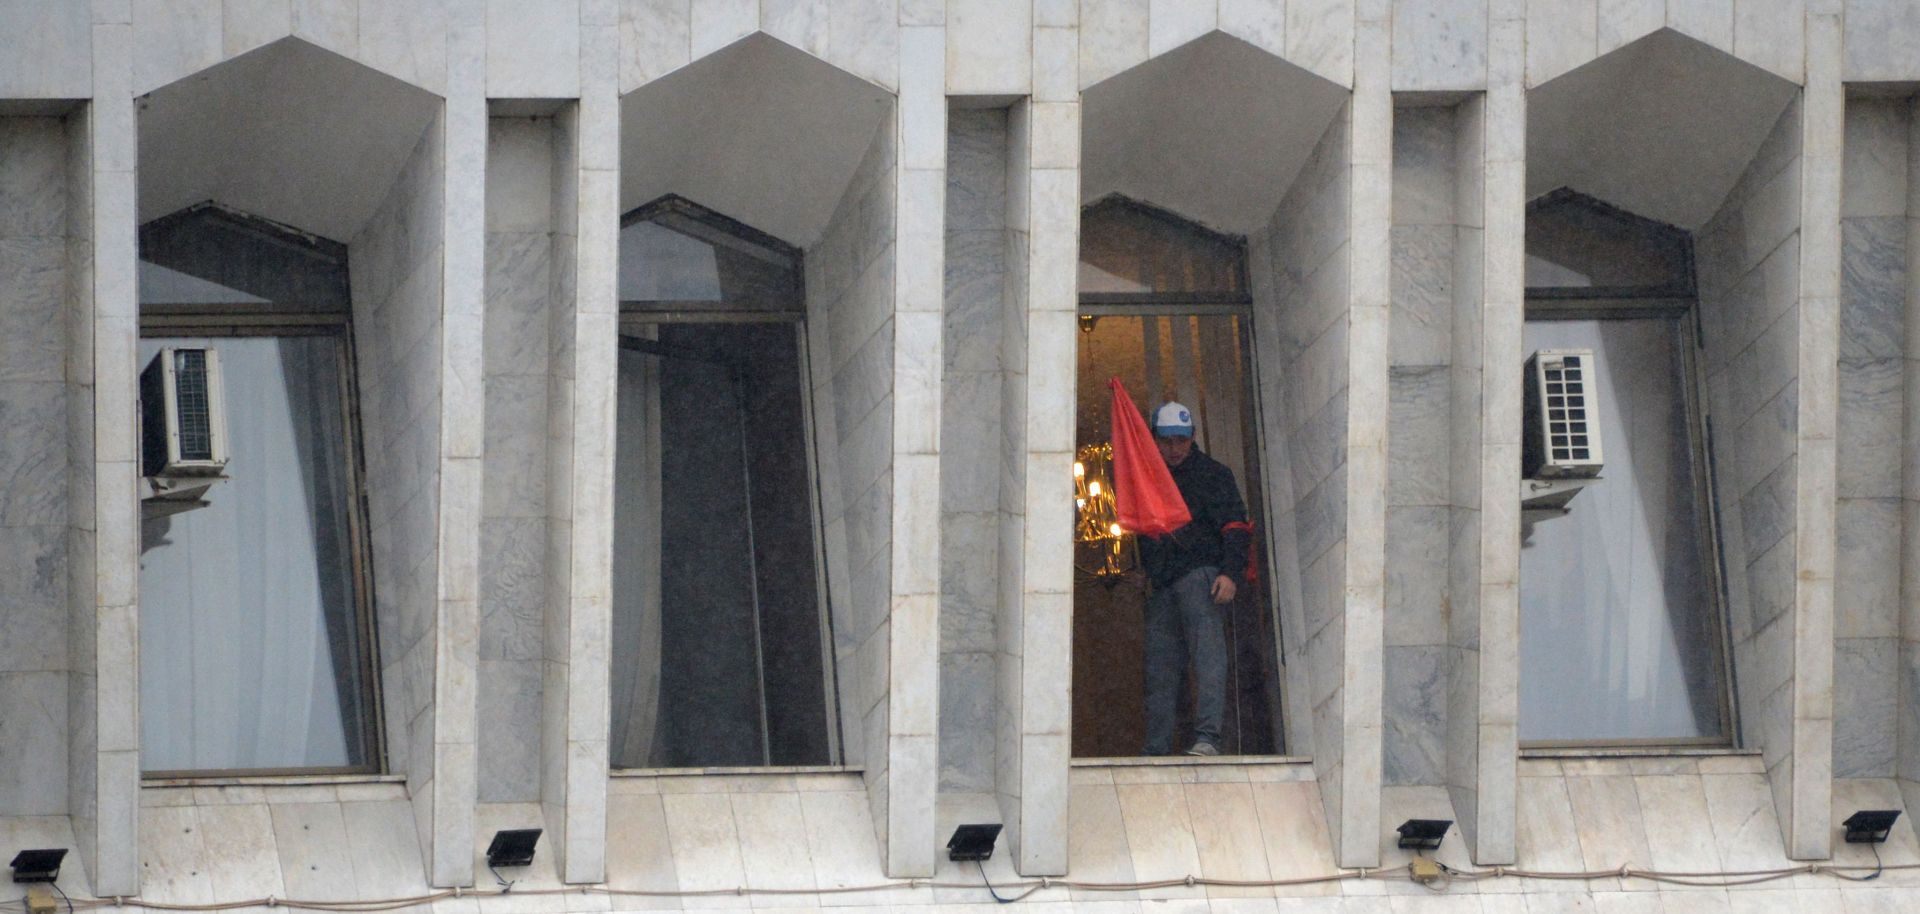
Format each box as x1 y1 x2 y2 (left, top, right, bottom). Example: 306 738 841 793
1069 755 1316 784
141 773 409 806
608 765 864 794
1519 746 1763 777
1519 746 1758 759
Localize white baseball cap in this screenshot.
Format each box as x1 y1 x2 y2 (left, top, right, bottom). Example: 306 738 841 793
1152 402 1195 438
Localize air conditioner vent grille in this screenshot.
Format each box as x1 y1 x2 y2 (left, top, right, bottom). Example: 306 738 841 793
173 349 214 461
1543 355 1592 462
1523 348 1603 480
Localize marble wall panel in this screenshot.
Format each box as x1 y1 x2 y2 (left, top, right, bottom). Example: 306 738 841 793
1834 637 1898 778
1078 0 1147 89
1383 645 1446 785
1844 0 1920 81
1698 84 1836 858
941 108 1006 794
1842 218 1907 362
1389 366 1450 506
1392 225 1455 366
1835 497 1901 640
0 116 72 820
1839 357 1903 498
349 111 451 880
1392 0 1488 90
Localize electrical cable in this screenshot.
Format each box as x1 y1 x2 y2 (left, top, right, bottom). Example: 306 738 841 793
53 882 74 914
976 860 1013 904
488 864 513 894
1830 842 1883 882
25 857 1920 910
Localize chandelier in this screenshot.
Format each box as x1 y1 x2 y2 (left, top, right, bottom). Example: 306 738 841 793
1073 441 1137 580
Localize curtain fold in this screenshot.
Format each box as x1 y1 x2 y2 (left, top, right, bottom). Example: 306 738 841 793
611 335 666 767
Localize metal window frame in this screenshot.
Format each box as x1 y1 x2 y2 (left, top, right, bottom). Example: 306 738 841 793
1073 295 1292 757
1518 300 1740 752
609 194 843 769
136 308 387 780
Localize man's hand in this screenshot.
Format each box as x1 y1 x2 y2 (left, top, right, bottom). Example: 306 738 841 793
1210 574 1237 605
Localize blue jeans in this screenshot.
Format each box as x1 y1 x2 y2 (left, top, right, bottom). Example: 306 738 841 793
1143 565 1227 755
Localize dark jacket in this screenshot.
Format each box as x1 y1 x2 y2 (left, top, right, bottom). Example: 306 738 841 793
1140 447 1251 588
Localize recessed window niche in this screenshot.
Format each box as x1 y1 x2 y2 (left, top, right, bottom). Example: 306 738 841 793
134 37 443 778
610 35 895 772
1076 33 1350 760
1522 29 1801 748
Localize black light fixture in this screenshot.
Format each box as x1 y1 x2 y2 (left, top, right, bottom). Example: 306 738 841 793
1843 810 1901 844
485 829 542 868
1396 819 1452 851
946 824 1002 862
9 849 66 883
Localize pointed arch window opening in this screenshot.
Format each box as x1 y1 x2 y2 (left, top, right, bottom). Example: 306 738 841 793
135 202 382 778
611 195 840 770
617 193 806 317
1072 194 1282 759
1525 187 1700 319
1519 187 1737 749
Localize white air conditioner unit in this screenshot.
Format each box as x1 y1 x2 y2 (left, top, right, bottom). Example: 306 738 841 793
141 347 229 478
1521 348 1603 516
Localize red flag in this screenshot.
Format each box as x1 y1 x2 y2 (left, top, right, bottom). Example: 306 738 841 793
1108 378 1191 536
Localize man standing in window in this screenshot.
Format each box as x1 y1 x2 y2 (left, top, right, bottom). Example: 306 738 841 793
1140 402 1252 757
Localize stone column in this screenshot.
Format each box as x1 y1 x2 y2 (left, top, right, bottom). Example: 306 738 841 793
1445 4 1524 867
1334 3 1391 870
422 0 487 889
541 2 618 885
71 0 141 896
880 17 947 878
994 6 1079 872
1785 0 1842 861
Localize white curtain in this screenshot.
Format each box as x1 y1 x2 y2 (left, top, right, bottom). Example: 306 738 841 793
610 335 666 767
138 336 355 771
1518 318 1722 741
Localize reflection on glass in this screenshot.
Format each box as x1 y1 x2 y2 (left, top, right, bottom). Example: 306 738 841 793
1070 313 1281 757
1525 190 1693 292
617 197 802 309
138 204 350 309
610 323 831 768
1078 196 1247 297
138 335 373 772
1518 318 1726 743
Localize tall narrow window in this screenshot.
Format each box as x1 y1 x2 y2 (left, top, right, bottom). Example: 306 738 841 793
1519 190 1732 745
1072 196 1281 758
137 204 380 775
611 196 837 768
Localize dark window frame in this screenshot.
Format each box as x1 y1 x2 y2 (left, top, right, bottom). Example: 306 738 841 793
1519 193 1739 752
610 196 844 770
136 206 385 779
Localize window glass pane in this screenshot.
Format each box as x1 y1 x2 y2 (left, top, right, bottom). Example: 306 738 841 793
1079 197 1247 297
1525 191 1692 292
138 335 373 771
610 322 831 767
1519 318 1726 742
618 199 801 309
139 205 349 309
1070 313 1282 757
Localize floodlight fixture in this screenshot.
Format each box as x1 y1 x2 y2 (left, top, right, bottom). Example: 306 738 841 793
485 829 542 868
1843 810 1901 844
946 824 1002 862
9 849 66 883
1396 819 1452 851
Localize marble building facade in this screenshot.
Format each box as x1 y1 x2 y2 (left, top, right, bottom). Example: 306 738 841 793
5 1 1920 911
